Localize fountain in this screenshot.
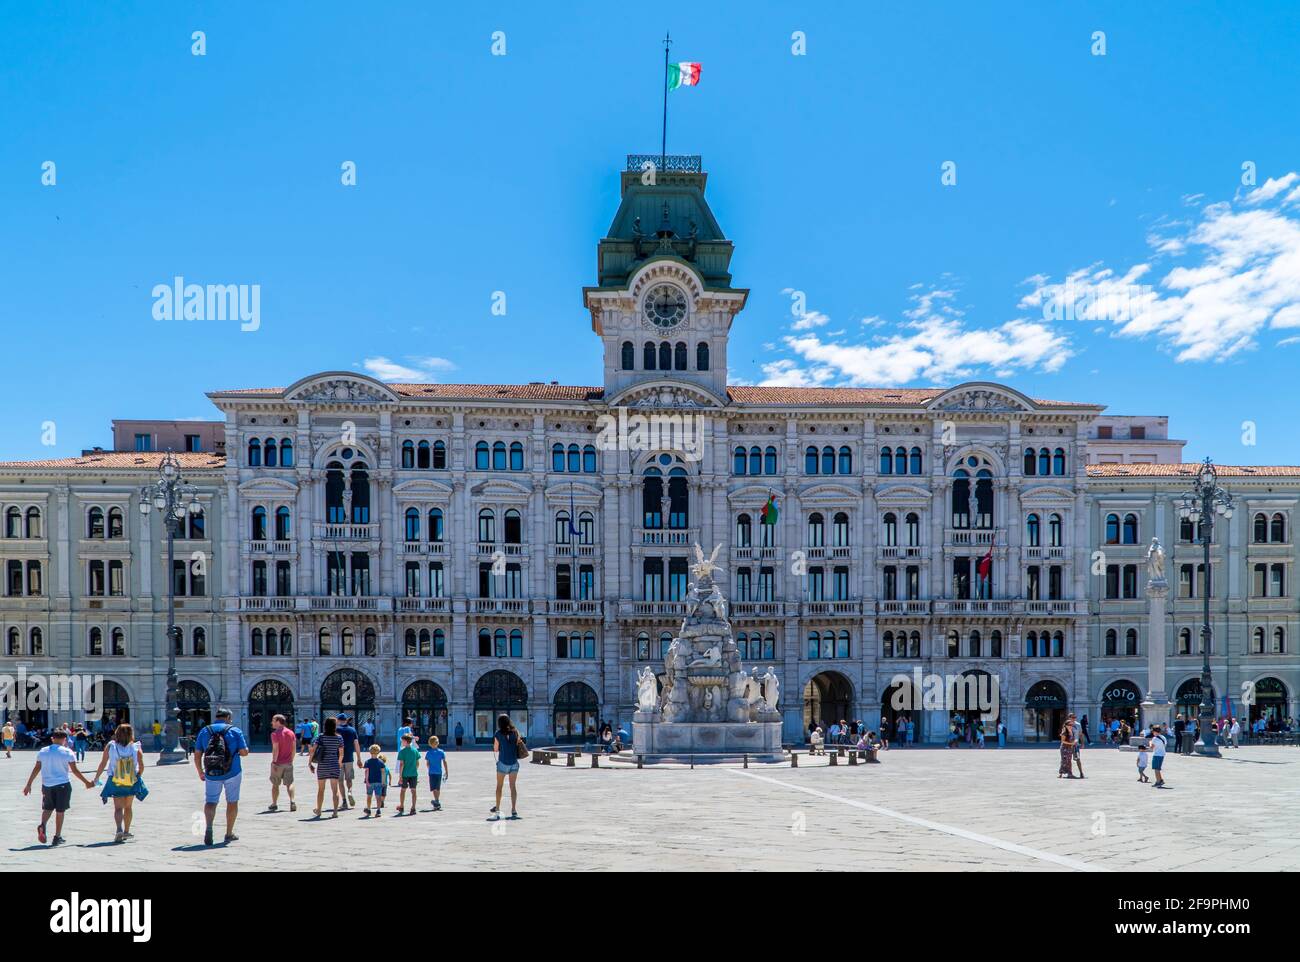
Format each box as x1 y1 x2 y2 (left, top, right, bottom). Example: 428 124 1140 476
632 544 784 761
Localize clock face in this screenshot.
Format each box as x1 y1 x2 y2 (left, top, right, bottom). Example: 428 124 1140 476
644 284 687 329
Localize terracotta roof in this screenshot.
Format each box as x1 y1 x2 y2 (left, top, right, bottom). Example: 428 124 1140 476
211 383 605 401
727 386 943 405
1087 463 1300 478
0 452 226 471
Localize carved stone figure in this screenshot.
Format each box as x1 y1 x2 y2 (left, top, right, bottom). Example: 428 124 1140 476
1147 537 1167 583
760 665 780 712
636 666 659 712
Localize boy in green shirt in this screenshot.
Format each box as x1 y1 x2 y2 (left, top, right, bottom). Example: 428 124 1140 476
395 734 420 815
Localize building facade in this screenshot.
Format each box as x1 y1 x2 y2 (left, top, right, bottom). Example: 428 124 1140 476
3 157 1299 745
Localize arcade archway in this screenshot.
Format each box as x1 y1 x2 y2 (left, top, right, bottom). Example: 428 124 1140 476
803 671 853 736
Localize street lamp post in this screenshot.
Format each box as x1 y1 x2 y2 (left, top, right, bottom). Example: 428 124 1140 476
1177 457 1233 759
139 451 202 765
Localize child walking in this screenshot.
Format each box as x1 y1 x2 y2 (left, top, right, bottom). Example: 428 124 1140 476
395 734 420 815
362 744 390 817
424 736 449 811
1136 742 1150 783
21 730 93 845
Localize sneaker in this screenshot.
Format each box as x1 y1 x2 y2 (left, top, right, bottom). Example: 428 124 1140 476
268 805 278 812
290 802 297 812
489 806 498 814
37 824 46 844
363 808 371 816
509 811 520 820
113 832 125 844
224 834 239 843
51 836 65 846
348 794 356 807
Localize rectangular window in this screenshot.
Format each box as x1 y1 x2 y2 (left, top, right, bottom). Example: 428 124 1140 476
503 563 522 598
88 561 105 597
1096 425 1113 439
108 560 124 597
757 567 774 602
1129 426 1146 439
405 562 421 597
1048 565 1063 601
642 558 663 601
881 566 896 602
134 433 153 452
555 564 572 600
668 557 688 601
479 563 494 598
428 563 444 598
736 568 752 602
577 565 594 600
184 434 202 452
251 560 267 597
832 566 849 601
274 561 290 597
905 565 919 600
350 553 370 596
807 566 825 602
327 551 347 595
1104 564 1120 600
1026 566 1041 601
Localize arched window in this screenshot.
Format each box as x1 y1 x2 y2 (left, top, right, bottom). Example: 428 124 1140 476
1025 631 1036 658
807 631 821 659
404 507 420 541
567 444 581 473
1023 447 1036 476
882 630 895 658
429 508 444 542
1275 627 1287 653
838 446 852 474
1104 513 1120 545
251 506 267 541
281 438 294 467
807 512 825 547
279 628 292 655
251 628 264 656
1051 631 1064 658
30 626 43 655
340 627 355 656
882 512 897 547
417 440 431 469
621 341 635 370
749 446 762 476
947 630 960 658
492 441 507 471
318 628 332 656
264 438 278 468
4 507 19 537
1122 513 1139 544
894 446 906 475
1105 628 1117 656
879 446 893 475
503 509 522 544
910 446 923 475
107 508 123 539
696 342 709 370
990 630 1002 657
578 512 595 545
805 446 819 474
193 626 207 656
247 438 261 467
734 446 747 475
553 444 566 473
1178 627 1192 654
274 506 291 540
1254 513 1268 543
1026 513 1040 547
493 629 508 658
736 513 752 547
1048 513 1063 547
674 341 687 370
832 512 850 547
822 446 835 475
1052 447 1066 475
1038 448 1051 477
643 341 656 369
1272 513 1287 543
951 469 971 529
582 445 596 472
1125 628 1138 656
401 440 415 469
431 441 446 469
555 511 572 544
475 441 489 470
905 512 920 546
764 446 777 475
478 509 496 543
87 507 104 539
969 630 981 658
658 342 672 371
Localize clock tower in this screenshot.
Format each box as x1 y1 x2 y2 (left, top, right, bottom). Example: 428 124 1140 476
583 155 748 406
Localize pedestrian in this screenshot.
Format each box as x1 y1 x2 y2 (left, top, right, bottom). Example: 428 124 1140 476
997 719 1007 748
1069 713 1085 778
1081 714 1091 745
397 716 416 753
73 726 89 761
425 735 449 811
454 720 464 749
975 721 985 748
2 719 14 758
149 719 161 752
268 713 297 813
809 726 824 755
362 744 390 817
308 716 344 818
360 716 375 751
295 718 310 755
23 730 93 845
1150 724 1168 788
1058 718 1076 778
1229 717 1241 748
336 714 359 810
828 720 841 745
193 707 250 846
490 714 524 821
906 716 915 745
1136 741 1150 783
395 733 420 815
90 723 147 843
1173 714 1186 754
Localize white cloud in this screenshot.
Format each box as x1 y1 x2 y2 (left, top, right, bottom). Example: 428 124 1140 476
760 285 1071 387
790 309 830 331
1021 178 1300 362
360 355 457 381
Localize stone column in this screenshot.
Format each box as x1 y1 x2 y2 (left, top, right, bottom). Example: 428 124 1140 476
1141 577 1171 732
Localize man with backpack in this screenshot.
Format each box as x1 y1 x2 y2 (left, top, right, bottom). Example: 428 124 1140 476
193 708 250 846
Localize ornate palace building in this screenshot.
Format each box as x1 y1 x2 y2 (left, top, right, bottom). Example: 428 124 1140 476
3 156 1298 745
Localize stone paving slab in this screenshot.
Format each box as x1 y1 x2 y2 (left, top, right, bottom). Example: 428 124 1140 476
1 745 1294 871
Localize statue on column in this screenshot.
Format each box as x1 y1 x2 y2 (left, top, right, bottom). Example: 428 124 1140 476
1146 537 1167 584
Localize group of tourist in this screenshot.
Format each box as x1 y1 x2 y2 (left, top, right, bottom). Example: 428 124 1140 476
15 707 527 847
1058 713 1171 789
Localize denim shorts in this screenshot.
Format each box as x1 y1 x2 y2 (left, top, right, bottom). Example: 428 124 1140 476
204 772 242 804
496 761 519 775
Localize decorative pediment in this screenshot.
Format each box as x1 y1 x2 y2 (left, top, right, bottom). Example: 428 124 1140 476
470 479 532 501
392 478 454 500
283 372 399 404
238 476 299 496
544 481 602 507
728 484 782 505
875 483 931 503
1020 484 1075 503
928 382 1034 415
607 379 724 410
799 482 860 503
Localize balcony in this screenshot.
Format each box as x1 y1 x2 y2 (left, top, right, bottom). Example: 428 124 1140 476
545 599 603 617
945 528 996 547
313 522 379 541
876 600 930 616
470 598 529 615
620 600 689 618
239 596 296 612
248 540 294 554
933 599 1017 616
804 545 854 561
639 528 696 546
309 595 389 612
1024 545 1069 561
553 542 597 558
802 600 861 617
478 542 526 557
731 601 784 618
395 597 450 614
879 545 924 561
402 541 447 556
1024 599 1085 616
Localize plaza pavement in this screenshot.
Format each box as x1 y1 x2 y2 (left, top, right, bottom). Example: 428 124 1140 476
1 743 1296 871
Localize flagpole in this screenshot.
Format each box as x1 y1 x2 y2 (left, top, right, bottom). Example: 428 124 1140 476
661 31 671 168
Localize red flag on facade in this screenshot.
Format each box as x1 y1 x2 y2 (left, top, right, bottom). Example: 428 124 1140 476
976 540 994 597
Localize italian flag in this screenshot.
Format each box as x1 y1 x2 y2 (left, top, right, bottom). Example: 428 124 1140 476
667 62 702 89
760 493 779 525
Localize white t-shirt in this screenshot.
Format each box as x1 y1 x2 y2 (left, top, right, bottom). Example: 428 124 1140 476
37 744 77 786
1151 733 1167 758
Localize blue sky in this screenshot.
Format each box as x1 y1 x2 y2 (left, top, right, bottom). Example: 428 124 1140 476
5 1 1300 462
